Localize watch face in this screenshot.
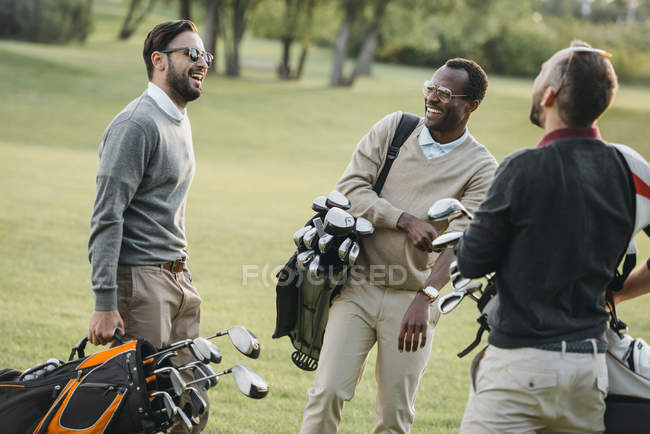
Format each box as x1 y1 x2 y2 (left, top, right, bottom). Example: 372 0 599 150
423 286 439 300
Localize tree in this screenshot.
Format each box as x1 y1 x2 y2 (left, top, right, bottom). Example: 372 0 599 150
277 0 317 80
180 0 192 19
203 0 222 74
221 0 261 77
119 0 156 40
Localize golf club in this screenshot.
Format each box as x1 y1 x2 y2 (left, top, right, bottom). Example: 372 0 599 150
324 207 355 236
302 227 319 250
309 254 322 279
297 250 316 271
293 225 312 247
325 190 351 210
355 217 375 237
183 364 269 399
347 241 360 265
149 337 217 361
189 337 222 364
153 366 186 397
150 390 176 421
318 233 334 253
208 326 261 359
451 273 472 291
152 351 177 370
338 238 353 262
438 281 484 314
428 198 473 221
312 196 329 216
186 387 207 416
432 231 463 252
182 403 200 427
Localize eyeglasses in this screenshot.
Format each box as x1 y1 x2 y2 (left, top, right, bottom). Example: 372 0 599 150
554 46 612 96
422 81 468 103
160 47 214 67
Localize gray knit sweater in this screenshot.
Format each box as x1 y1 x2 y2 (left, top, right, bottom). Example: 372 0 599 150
88 93 195 310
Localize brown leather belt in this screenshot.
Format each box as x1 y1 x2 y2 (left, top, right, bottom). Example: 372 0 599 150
161 258 186 274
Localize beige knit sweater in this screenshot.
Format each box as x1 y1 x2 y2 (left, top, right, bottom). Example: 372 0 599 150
336 111 497 291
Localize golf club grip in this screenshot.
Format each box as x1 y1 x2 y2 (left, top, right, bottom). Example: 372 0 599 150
69 330 126 361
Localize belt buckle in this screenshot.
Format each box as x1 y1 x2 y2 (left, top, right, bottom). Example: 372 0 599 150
171 258 186 273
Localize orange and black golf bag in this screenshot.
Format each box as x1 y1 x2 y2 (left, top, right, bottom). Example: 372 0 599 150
0 334 179 433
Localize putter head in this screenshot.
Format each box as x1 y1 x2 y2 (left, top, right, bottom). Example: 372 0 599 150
231 364 269 399
224 326 261 359
338 238 352 262
318 233 334 254
297 250 316 271
355 217 375 238
293 225 312 247
309 255 322 279
432 231 463 253
428 198 473 222
325 190 351 210
312 196 329 215
303 227 320 250
191 337 222 364
347 242 360 265
324 207 355 236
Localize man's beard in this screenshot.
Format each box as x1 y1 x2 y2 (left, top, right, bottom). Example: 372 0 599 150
167 61 201 104
529 92 542 127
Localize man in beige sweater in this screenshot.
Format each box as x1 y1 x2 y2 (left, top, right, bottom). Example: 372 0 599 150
300 59 497 433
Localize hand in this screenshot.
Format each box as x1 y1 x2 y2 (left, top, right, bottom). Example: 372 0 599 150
88 310 124 346
398 292 431 352
397 213 438 252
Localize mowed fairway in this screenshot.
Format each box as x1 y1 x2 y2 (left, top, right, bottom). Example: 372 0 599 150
1 2 650 433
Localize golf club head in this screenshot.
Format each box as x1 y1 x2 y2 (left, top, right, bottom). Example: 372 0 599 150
347 242 360 265
186 387 207 416
428 198 473 222
338 238 353 262
324 207 355 236
302 227 319 250
231 365 269 399
182 402 200 426
201 364 219 388
296 250 316 271
325 190 351 210
318 233 334 254
150 391 176 421
154 367 186 396
449 260 458 276
190 337 222 364
174 404 193 432
432 231 463 253
309 255 322 278
293 225 312 247
452 274 472 290
463 281 484 301
222 326 261 359
438 291 466 314
355 217 375 238
312 196 329 215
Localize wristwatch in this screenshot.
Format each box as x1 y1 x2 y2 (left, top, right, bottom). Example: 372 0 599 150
418 286 439 303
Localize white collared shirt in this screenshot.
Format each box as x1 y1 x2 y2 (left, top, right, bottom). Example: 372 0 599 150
418 127 468 160
146 82 187 122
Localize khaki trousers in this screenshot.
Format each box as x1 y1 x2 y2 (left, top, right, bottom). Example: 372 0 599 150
300 279 439 434
460 345 608 434
116 264 208 433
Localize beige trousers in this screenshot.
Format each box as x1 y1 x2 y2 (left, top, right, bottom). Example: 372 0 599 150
460 345 608 434
300 279 439 434
116 264 208 433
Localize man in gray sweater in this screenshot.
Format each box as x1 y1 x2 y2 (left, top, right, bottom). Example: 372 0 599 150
87 20 211 432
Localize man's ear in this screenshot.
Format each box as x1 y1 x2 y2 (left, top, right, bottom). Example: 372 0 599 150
151 51 166 73
540 87 557 107
466 99 480 114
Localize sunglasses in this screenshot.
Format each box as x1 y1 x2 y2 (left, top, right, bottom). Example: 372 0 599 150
160 47 214 67
422 81 468 103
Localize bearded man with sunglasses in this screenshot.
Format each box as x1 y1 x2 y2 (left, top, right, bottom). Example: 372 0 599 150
300 58 497 434
87 20 212 433
456 41 632 433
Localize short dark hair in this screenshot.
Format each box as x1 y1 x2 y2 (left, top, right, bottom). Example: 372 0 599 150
555 40 618 127
143 20 198 79
445 58 488 103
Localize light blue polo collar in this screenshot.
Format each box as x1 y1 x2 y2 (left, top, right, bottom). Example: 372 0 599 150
418 127 468 159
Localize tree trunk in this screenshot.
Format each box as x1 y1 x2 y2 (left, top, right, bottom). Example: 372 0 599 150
31 0 42 42
204 0 221 74
292 0 316 80
224 0 247 77
278 36 293 79
119 0 155 40
179 0 191 20
294 46 309 79
346 0 388 85
330 8 355 86
78 0 94 43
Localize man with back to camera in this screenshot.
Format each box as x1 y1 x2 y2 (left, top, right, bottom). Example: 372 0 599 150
300 58 497 433
456 41 635 433
87 20 212 432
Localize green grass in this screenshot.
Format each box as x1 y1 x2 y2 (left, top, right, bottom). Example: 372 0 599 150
1 1 650 432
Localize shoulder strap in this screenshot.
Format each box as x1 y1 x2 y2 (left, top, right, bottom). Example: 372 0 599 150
373 112 420 196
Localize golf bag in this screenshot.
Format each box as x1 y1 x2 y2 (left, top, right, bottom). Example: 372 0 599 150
273 112 420 371
0 334 176 434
